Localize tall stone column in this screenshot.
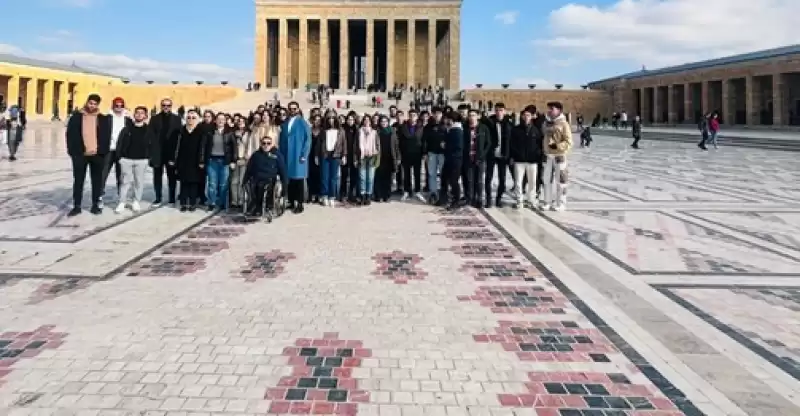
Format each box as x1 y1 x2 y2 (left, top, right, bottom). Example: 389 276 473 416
701 81 709 116
407 20 415 88
365 19 374 88
773 72 786 126
427 19 436 87
298 18 308 89
6 75 19 108
339 18 349 90
721 79 731 124
745 75 757 125
24 79 37 114
254 16 266 85
319 19 329 86
278 18 289 90
448 18 460 90
43 79 55 118
667 85 676 123
641 88 651 122
683 83 693 122
386 19 395 89
57 81 69 119
652 86 661 123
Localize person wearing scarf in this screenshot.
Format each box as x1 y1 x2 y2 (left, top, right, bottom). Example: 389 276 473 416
356 116 380 205
374 116 400 202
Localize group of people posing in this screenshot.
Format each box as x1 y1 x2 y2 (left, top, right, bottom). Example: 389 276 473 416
63 93 574 218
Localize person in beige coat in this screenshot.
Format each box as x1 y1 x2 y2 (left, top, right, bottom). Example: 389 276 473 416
541 101 573 212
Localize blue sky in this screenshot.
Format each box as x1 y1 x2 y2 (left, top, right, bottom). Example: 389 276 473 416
0 0 795 88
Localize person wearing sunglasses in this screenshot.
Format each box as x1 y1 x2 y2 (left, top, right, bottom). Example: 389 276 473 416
172 109 206 212
99 97 130 208
147 98 182 205
243 136 286 217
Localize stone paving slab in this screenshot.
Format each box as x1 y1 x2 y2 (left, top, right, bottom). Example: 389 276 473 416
1 124 800 415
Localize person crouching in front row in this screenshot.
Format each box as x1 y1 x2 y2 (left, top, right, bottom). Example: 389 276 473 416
114 106 152 213
243 136 287 216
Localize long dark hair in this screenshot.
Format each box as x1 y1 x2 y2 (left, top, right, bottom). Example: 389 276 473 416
324 114 339 130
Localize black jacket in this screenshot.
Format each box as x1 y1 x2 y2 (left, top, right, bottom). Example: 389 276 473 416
486 115 513 159
510 122 544 163
422 121 446 154
342 125 359 166
463 122 491 162
445 124 464 161
147 112 182 167
397 122 424 160
65 111 112 157
201 128 237 164
244 147 287 188
116 123 153 160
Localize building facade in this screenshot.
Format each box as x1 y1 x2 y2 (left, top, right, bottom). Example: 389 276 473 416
0 54 240 120
588 45 800 126
254 0 461 91
464 89 610 119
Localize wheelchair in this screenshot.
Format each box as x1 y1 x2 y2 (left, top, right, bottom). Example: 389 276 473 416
242 178 286 222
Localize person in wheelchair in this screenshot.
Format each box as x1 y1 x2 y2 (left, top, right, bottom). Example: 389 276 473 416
242 136 287 216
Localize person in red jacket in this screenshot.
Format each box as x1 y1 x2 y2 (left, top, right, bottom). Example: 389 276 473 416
707 112 720 149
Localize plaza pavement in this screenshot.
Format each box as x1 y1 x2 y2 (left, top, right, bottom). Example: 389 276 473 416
0 124 799 416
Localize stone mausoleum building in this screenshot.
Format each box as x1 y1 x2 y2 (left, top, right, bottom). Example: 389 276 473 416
588 44 800 126
254 0 461 90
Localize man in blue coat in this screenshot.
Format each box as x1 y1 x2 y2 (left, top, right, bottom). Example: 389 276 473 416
278 101 311 213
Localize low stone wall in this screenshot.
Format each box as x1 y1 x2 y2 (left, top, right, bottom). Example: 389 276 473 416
464 89 610 117
92 85 241 110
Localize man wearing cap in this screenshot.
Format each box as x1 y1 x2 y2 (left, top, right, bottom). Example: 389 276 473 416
100 97 132 207
65 94 112 216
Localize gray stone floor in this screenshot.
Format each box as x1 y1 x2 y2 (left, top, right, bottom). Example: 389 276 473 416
0 126 798 415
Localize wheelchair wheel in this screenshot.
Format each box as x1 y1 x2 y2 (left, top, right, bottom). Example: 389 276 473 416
273 182 286 217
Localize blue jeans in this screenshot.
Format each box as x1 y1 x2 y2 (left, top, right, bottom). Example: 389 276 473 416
206 157 230 208
708 131 719 148
426 153 445 194
320 157 341 198
359 157 377 196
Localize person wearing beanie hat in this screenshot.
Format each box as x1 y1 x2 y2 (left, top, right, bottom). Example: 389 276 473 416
100 96 132 207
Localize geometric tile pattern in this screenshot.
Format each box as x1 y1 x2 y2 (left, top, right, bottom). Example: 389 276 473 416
186 226 247 239
660 286 800 381
457 286 570 314
443 243 517 259
434 228 500 241
234 250 297 282
370 251 427 284
26 278 92 304
681 210 800 251
266 333 370 414
498 371 682 414
473 320 617 362
541 210 800 275
433 217 488 228
0 325 67 388
124 257 208 277
160 239 230 256
458 261 542 282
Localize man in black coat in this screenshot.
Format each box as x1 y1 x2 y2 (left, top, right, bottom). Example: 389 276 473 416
65 94 112 216
396 109 424 200
462 109 491 207
440 111 464 210
147 98 183 205
484 103 513 207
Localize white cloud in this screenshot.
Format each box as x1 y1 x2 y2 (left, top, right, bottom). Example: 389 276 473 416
494 11 519 25
538 0 800 69
2 43 249 84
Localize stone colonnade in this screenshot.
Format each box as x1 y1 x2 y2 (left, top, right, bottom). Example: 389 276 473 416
254 4 461 91
1 73 80 119
628 70 798 126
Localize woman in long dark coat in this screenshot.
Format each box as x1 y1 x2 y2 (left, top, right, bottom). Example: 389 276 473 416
374 116 399 202
307 114 323 204
172 109 207 212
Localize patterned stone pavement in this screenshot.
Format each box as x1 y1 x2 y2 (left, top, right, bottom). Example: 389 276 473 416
0 126 799 415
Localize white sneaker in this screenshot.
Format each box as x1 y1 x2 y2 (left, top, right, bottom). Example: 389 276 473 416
552 203 566 212
114 203 126 214
98 196 105 209
131 201 141 212
329 198 336 208
415 192 425 202
540 203 551 211
528 200 539 210
402 192 409 201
